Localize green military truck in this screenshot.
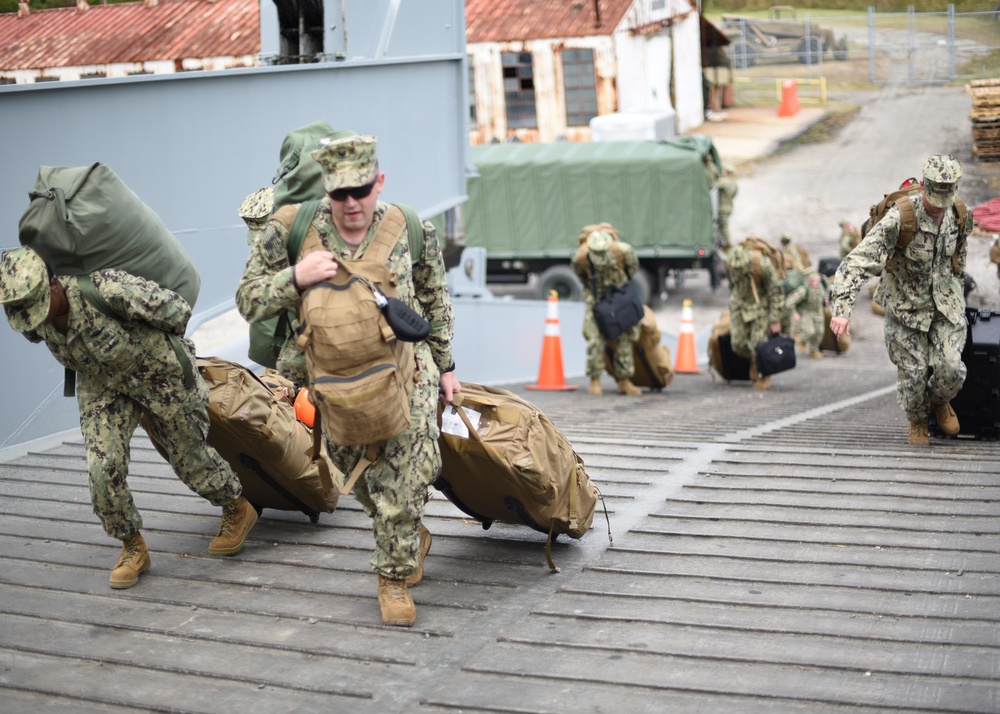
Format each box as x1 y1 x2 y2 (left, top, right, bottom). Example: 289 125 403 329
463 137 721 304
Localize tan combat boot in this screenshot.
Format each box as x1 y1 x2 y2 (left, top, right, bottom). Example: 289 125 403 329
588 376 602 396
752 373 771 390
208 496 258 555
405 524 432 587
617 378 641 396
378 575 416 627
110 531 151 589
931 402 960 436
809 351 824 359
908 420 930 445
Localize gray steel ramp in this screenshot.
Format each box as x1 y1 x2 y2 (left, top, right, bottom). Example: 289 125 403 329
1 332 999 713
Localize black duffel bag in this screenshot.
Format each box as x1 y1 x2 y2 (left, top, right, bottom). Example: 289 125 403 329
593 280 644 341
755 334 797 376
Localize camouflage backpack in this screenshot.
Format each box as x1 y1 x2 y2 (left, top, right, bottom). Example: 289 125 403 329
862 183 968 275
726 237 785 303
249 121 424 368
295 205 421 460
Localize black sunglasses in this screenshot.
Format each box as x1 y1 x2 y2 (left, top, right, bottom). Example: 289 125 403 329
328 175 378 202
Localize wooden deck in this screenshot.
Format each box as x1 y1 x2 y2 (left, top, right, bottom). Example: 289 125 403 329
1 313 999 713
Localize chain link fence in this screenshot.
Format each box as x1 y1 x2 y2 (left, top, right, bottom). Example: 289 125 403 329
716 5 999 105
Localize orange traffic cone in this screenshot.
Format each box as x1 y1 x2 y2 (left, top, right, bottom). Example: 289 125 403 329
674 298 700 374
526 291 578 391
777 79 800 117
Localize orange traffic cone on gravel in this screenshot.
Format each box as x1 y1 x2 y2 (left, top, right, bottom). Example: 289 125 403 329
777 79 800 117
674 299 700 374
526 291 578 391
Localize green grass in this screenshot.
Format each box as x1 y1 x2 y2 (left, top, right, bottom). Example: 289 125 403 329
958 47 1000 79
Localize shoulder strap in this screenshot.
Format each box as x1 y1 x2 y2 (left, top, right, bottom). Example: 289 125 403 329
955 196 969 237
395 203 424 263
895 197 917 249
76 273 195 391
952 197 969 276
287 199 320 264
363 205 408 265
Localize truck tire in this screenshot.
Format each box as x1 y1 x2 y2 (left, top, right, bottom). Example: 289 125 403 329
538 265 584 302
833 37 849 61
797 37 822 64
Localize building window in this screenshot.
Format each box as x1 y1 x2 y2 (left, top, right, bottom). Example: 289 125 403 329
562 48 598 127
81 72 107 79
502 51 536 129
34 76 59 83
468 57 477 129
0 77 14 85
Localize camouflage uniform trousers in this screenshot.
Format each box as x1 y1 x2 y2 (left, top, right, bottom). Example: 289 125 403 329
326 345 440 580
729 311 771 373
796 305 825 353
884 313 967 423
582 305 638 379
80 345 242 540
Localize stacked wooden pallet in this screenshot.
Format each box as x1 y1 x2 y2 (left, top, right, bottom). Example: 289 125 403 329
969 78 1000 162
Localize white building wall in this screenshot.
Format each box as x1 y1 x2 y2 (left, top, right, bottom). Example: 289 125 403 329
672 13 706 133
466 0 705 144
468 36 616 145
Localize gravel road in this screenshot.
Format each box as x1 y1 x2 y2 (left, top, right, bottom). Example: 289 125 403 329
654 82 1000 342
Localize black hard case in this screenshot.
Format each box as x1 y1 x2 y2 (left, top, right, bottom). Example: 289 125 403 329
943 308 1000 439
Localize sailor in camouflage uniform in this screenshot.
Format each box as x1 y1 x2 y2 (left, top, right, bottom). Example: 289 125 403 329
838 219 861 259
716 164 738 249
0 247 256 590
726 238 785 390
236 132 458 627
830 155 973 445
572 224 642 397
785 266 827 359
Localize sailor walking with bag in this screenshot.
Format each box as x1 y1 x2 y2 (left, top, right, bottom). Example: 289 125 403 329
0 247 257 590
572 223 644 396
236 132 459 627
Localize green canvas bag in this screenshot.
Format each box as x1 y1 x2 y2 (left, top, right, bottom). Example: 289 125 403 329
18 163 200 309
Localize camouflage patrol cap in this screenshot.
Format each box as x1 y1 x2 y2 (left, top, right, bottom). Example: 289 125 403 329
780 232 792 245
238 186 274 224
586 230 613 253
311 133 378 193
838 219 849 228
0 246 50 333
922 155 962 209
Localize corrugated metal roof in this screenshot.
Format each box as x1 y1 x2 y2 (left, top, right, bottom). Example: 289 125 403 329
465 0 635 42
0 0 259 72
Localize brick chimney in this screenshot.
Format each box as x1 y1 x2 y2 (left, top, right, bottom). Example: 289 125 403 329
17 1 29 18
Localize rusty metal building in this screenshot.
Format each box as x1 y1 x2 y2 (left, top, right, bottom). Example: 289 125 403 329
466 0 706 144
0 0 259 84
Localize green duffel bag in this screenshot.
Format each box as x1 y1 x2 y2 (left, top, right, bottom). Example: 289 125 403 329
18 162 200 309
249 120 343 368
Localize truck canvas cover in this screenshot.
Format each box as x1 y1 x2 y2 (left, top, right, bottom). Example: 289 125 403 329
466 137 717 260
